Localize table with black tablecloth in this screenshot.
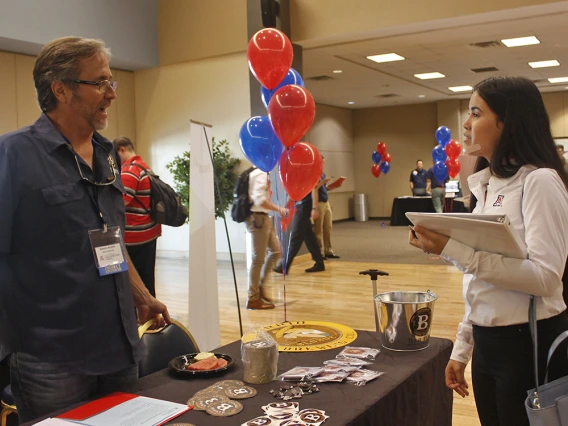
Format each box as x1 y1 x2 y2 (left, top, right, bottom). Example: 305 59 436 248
390 196 468 226
22 331 453 426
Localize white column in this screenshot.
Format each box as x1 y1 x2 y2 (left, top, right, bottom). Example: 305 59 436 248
188 120 220 350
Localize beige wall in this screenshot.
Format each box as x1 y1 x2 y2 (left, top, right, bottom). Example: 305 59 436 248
353 103 439 217
134 52 251 254
307 103 354 220
158 0 247 66
0 50 135 143
291 0 565 44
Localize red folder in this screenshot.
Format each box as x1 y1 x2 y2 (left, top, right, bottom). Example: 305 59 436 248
57 392 138 420
327 176 346 190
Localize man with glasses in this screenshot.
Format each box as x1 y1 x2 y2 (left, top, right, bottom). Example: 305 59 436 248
113 136 161 297
0 36 170 423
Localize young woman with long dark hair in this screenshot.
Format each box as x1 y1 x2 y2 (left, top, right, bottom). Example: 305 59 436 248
409 76 568 426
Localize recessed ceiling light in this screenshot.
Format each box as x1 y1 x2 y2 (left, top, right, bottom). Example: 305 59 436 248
448 86 473 92
348 101 355 105
366 53 405 63
418 95 426 98
529 60 560 68
333 70 343 74
501 36 540 47
414 72 445 80
549 77 568 83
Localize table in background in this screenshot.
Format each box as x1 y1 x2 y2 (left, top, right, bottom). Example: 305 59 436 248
390 196 468 226
23 332 453 426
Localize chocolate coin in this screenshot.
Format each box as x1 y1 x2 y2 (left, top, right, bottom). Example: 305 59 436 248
205 400 243 416
244 417 273 426
193 393 230 411
224 385 258 399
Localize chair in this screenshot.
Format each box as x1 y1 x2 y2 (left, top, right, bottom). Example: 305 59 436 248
138 318 200 378
1 385 17 426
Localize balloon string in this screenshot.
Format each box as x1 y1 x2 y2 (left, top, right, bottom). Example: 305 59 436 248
273 169 288 322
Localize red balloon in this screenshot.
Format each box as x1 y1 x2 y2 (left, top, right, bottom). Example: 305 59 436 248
278 142 323 201
446 158 461 178
268 85 316 148
371 164 381 178
445 140 462 160
383 153 392 163
377 142 388 156
280 199 296 232
247 28 293 90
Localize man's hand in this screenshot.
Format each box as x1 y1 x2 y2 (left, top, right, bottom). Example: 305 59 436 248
311 208 319 220
136 296 171 329
408 225 449 255
445 360 469 397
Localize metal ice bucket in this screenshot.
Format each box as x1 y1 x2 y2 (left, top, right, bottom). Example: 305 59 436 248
373 290 437 351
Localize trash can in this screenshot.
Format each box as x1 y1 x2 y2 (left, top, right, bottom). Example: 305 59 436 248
354 193 368 222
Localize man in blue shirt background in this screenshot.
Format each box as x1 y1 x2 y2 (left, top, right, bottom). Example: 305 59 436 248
409 159 428 196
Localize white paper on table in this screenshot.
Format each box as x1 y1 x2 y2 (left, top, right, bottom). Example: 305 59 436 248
32 419 77 425
406 212 527 259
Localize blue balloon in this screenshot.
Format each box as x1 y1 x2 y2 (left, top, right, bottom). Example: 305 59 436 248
380 161 391 174
239 116 283 172
372 151 382 164
435 126 452 147
433 161 448 182
260 68 305 109
432 145 447 163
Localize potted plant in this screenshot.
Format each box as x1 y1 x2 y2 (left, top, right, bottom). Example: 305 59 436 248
166 138 240 221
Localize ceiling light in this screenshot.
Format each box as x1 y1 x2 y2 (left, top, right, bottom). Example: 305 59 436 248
529 60 560 68
418 95 426 98
333 70 343 74
549 77 568 83
414 72 445 80
348 101 355 105
501 36 540 47
448 86 473 92
366 53 405 63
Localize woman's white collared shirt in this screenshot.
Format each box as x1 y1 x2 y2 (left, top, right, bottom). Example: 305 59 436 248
441 165 568 363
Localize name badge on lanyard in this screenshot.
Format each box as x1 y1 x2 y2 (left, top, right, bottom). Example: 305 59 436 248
89 226 129 276
65 136 128 276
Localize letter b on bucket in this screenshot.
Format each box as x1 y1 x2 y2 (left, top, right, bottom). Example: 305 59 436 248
374 291 437 351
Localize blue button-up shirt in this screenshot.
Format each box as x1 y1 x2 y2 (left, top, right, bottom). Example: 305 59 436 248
0 114 144 373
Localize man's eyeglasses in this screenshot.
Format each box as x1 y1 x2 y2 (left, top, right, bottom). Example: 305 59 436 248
72 149 118 186
73 79 118 94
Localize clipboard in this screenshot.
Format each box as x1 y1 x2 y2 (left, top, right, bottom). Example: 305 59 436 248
405 212 527 259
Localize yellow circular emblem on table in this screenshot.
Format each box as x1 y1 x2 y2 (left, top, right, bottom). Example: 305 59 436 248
263 321 357 352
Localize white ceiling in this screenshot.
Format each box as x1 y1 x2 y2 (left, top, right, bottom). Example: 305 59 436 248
301 2 568 108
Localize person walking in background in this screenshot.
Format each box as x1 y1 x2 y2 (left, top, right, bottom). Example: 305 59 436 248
409 159 428 196
426 162 447 212
0 36 170 423
245 168 287 310
314 156 342 259
113 136 162 297
273 186 326 274
557 144 568 174
409 76 568 426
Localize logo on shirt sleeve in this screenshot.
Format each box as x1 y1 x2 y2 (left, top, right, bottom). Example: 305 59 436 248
493 195 505 207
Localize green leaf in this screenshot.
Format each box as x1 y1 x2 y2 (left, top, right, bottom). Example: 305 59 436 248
166 137 240 221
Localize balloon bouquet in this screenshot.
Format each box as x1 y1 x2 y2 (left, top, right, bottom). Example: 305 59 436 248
241 28 322 318
432 126 462 181
370 142 393 178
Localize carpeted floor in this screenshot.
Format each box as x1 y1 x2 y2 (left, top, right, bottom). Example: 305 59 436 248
329 220 445 265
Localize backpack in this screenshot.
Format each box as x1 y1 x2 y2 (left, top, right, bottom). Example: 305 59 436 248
128 163 188 227
231 167 256 223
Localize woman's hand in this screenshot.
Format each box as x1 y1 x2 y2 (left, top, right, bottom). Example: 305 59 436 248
445 360 469 397
408 225 450 255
